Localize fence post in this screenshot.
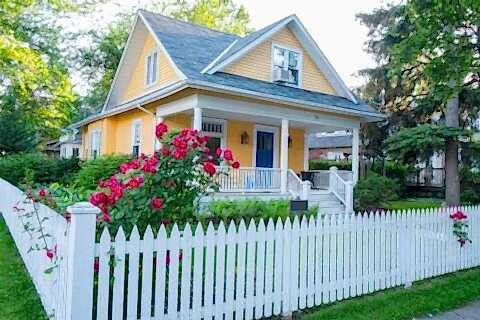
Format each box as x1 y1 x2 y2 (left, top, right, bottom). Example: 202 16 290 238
65 202 99 320
345 181 354 214
328 166 338 192
404 211 415 288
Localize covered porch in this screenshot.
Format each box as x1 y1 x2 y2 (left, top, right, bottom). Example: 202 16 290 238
155 93 361 212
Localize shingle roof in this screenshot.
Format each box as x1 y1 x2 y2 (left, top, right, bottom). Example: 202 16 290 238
309 134 354 149
107 10 382 118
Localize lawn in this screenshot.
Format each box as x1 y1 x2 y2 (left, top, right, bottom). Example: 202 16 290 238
386 198 443 211
300 267 480 320
0 216 47 320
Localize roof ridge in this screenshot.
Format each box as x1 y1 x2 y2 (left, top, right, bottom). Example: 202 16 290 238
138 9 241 37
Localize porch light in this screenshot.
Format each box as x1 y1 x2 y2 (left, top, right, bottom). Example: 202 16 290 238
288 136 292 148
241 131 249 144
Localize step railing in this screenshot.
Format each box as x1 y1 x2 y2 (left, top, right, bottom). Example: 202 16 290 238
287 169 311 200
216 166 282 192
302 170 352 190
329 167 353 213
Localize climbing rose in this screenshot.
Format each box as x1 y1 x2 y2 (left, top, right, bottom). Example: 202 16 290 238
38 188 47 197
203 161 216 176
46 250 54 260
90 192 108 206
150 197 164 210
155 122 168 139
103 213 111 223
161 146 170 156
223 149 233 161
216 147 222 157
450 211 467 220
119 163 130 174
232 161 240 169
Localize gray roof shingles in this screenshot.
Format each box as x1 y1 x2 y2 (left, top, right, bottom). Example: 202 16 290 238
309 135 353 149
111 10 381 116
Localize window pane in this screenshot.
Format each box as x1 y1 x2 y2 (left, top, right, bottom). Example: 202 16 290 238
146 55 152 84
288 51 299 69
152 52 158 83
273 47 285 67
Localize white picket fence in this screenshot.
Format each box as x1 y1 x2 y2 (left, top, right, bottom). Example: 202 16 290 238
1 177 480 320
0 178 70 319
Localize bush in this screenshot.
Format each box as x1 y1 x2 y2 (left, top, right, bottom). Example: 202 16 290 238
309 159 351 170
354 173 399 212
73 154 132 191
0 153 80 187
200 199 318 224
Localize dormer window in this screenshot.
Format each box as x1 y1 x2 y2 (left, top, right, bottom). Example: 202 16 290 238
272 45 301 87
145 50 158 86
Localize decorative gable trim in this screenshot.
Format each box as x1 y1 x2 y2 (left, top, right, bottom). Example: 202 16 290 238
204 15 357 104
102 11 186 112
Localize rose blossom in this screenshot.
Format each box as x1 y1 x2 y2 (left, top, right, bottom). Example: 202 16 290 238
150 197 164 210
232 161 240 169
155 122 168 139
38 188 47 197
216 147 222 157
203 161 216 176
223 149 233 161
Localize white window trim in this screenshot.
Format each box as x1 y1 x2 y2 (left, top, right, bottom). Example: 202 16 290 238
271 43 303 88
144 48 159 88
197 117 227 149
89 129 102 159
131 119 142 154
252 124 279 168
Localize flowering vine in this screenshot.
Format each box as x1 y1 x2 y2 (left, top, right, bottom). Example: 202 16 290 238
450 210 471 247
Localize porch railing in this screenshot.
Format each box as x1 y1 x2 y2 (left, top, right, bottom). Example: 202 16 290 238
328 167 353 213
216 167 282 192
301 170 353 190
287 169 311 200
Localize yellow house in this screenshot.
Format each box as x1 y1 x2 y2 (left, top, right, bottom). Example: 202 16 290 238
72 10 383 212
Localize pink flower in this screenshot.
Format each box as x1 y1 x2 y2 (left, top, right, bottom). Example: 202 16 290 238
150 197 164 210
216 147 222 157
129 159 140 169
161 146 170 157
46 249 54 260
119 163 130 174
155 122 168 139
450 211 467 220
223 149 233 161
90 192 108 206
38 188 47 197
203 147 210 155
103 213 111 223
203 161 216 176
232 161 240 169
127 176 144 189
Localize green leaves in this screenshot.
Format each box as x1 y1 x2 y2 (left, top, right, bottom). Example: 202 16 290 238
384 125 468 163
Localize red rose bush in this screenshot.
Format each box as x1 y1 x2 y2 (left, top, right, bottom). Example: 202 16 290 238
449 210 471 247
89 122 239 233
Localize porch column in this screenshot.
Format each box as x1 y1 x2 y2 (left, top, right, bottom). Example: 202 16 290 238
154 115 164 150
193 107 202 131
352 127 360 185
281 119 289 194
304 132 309 171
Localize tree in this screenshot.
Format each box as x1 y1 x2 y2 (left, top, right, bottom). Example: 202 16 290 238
77 0 252 116
0 111 37 154
388 0 480 205
0 1 80 139
357 2 480 205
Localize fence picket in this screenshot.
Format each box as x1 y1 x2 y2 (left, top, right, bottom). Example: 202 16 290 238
245 221 257 319
112 228 126 320
96 228 111 320
126 227 140 319
236 220 247 320
264 219 274 317
204 223 215 320
273 219 284 315
225 222 237 320
255 220 266 319
155 225 167 319
180 224 192 320
141 226 154 320
215 222 227 320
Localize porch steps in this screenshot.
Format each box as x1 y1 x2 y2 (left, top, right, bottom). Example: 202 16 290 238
309 191 345 215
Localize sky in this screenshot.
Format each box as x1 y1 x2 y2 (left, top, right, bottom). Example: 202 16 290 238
69 0 395 92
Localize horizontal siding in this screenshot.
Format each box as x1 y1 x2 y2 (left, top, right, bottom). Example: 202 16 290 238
223 27 337 95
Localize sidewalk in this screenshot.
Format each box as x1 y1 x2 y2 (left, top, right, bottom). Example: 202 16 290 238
417 300 480 320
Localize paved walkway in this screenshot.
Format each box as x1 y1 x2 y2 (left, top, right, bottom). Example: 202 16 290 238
417 300 480 320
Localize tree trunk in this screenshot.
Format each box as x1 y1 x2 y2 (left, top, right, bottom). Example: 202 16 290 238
445 89 460 206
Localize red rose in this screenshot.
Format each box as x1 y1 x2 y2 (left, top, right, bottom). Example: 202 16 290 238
192 142 199 149
90 192 108 206
119 163 130 174
223 149 233 161
38 188 47 197
232 161 240 169
129 159 140 169
103 213 111 223
155 123 168 139
46 249 54 260
127 176 144 189
203 161 216 176
150 197 164 210
161 146 170 156
203 147 210 155
216 147 222 157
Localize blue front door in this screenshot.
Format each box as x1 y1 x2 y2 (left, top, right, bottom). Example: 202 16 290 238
256 131 274 168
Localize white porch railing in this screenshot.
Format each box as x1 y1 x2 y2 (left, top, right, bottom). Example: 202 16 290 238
303 170 353 190
216 167 282 192
328 167 353 213
287 169 311 200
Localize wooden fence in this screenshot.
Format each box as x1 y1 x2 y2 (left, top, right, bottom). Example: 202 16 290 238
1 177 480 320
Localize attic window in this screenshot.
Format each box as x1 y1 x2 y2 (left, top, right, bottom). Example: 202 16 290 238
272 45 301 87
145 50 158 86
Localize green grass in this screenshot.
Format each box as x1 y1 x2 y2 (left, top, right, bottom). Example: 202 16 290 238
300 267 480 320
0 216 48 320
386 198 443 211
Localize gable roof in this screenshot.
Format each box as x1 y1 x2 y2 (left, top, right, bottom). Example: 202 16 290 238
100 10 383 121
309 134 354 149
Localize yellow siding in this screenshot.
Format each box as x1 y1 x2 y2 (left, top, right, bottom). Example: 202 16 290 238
82 120 103 159
113 109 155 155
288 128 305 173
122 33 180 102
223 27 337 95
164 114 191 131
227 120 254 167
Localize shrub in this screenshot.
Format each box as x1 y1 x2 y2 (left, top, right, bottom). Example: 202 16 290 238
200 199 318 224
0 153 80 187
73 154 132 191
309 159 351 170
354 173 399 212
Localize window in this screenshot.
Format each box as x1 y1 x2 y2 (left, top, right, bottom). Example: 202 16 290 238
272 45 301 86
145 50 158 86
72 147 79 158
202 120 226 164
132 120 141 158
90 130 101 159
